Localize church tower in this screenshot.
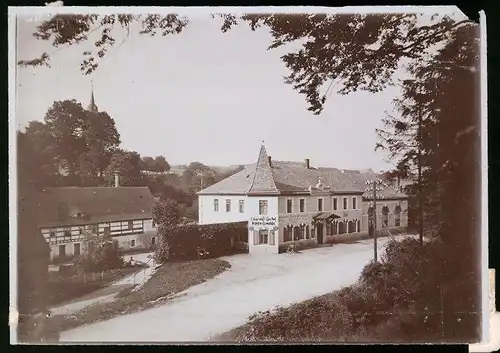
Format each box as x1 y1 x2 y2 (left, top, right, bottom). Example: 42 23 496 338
88 82 99 112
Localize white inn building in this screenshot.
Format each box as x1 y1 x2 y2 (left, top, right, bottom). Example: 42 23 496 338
198 145 409 255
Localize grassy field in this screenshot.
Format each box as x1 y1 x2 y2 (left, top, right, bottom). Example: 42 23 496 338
46 258 231 338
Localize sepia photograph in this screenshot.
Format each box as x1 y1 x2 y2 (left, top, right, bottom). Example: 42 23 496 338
9 5 487 345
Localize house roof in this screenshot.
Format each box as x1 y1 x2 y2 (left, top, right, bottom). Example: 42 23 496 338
34 186 155 228
198 145 408 200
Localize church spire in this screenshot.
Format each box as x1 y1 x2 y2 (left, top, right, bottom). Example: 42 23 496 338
88 80 98 112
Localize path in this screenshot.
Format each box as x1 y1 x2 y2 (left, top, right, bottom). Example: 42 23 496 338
60 235 413 342
50 252 156 316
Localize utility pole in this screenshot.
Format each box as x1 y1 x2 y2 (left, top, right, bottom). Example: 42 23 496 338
365 179 386 263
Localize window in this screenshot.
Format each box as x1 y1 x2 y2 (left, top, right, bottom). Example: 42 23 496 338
151 236 156 245
225 199 231 212
286 199 293 213
49 230 56 238
331 221 338 235
74 243 81 256
76 212 82 218
269 230 276 245
318 198 323 211
91 224 98 233
306 225 310 239
333 198 338 210
128 221 133 230
239 200 244 213
299 199 305 213
293 226 301 241
214 199 219 212
343 197 348 210
131 239 136 247
258 230 268 244
259 200 268 215
382 206 389 227
348 220 356 233
339 221 346 234
59 244 66 258
283 227 292 242
79 228 83 235
395 205 401 227
64 230 71 237
104 226 110 236
352 197 357 210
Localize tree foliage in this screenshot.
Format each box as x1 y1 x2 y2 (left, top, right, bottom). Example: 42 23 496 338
19 13 473 115
105 149 143 186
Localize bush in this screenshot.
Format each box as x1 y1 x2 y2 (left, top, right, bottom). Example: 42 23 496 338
154 221 247 262
74 242 124 273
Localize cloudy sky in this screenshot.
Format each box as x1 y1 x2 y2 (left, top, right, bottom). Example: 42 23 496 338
14 9 462 171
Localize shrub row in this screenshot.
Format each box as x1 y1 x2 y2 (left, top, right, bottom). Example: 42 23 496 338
154 221 248 263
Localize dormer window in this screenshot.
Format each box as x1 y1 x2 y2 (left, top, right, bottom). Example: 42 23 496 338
77 212 82 218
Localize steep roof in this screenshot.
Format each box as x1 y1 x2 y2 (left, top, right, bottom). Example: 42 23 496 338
198 146 408 199
247 145 279 195
34 186 155 228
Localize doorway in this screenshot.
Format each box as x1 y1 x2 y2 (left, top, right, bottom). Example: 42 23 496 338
316 222 324 244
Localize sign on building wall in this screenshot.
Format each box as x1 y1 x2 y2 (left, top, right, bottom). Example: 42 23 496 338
249 216 278 231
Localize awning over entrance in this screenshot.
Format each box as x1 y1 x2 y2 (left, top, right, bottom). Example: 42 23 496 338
313 212 341 221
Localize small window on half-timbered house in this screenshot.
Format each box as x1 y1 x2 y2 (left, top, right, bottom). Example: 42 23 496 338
104 227 111 237
131 239 136 247
64 230 71 237
128 221 133 230
49 230 56 238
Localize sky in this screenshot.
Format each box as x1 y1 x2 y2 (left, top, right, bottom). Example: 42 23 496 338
14 9 463 172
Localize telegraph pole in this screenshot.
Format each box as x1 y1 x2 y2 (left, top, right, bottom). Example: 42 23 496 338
365 179 386 263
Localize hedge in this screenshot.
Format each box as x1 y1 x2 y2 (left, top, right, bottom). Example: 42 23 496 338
155 221 247 263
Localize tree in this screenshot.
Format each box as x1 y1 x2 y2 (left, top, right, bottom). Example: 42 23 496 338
105 149 143 186
141 156 157 171
154 156 170 172
151 198 181 228
22 99 120 185
181 162 218 193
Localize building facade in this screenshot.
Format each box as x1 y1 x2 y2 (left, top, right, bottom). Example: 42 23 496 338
34 176 157 262
198 145 408 254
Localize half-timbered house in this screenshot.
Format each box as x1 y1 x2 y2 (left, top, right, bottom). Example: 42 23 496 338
34 179 157 262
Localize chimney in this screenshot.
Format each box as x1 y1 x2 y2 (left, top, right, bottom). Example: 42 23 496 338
114 171 121 187
305 158 310 169
268 156 272 166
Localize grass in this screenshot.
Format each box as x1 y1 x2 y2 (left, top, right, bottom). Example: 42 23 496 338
46 258 231 339
47 266 142 307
